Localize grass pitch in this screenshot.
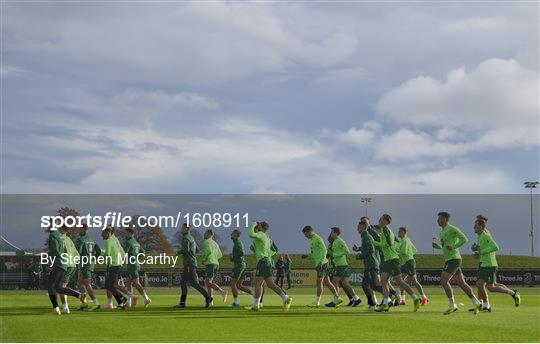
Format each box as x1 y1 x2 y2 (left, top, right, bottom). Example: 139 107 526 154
1 287 538 342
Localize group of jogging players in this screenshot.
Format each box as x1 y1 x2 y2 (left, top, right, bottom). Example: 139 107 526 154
45 211 521 315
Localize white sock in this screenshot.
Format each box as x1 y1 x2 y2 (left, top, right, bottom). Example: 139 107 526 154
449 297 455 306
483 301 490 308
279 291 288 302
396 290 402 298
142 291 149 301
412 293 418 301
107 298 112 305
422 294 427 299
507 290 516 296
472 295 480 305
383 297 390 305
92 298 99 305
373 295 378 305
353 294 360 301
253 297 259 308
233 297 238 304
127 292 132 298
53 306 60 312
316 296 321 305
62 303 68 310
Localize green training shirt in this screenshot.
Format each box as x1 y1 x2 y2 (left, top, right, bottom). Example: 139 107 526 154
309 233 328 266
331 236 350 267
232 238 246 266
203 238 223 265
284 256 292 272
433 224 468 262
103 234 125 267
61 233 79 268
397 236 417 265
268 239 278 263
372 226 399 262
368 226 385 263
358 231 380 270
48 231 67 270
76 233 100 271
248 221 270 262
180 233 198 267
476 231 499 267
124 237 145 268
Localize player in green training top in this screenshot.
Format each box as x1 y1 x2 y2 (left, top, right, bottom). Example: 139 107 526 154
355 218 381 310
329 227 362 307
472 218 520 312
101 226 128 310
473 214 521 307
176 223 212 308
397 227 428 306
244 221 291 311
373 214 421 312
46 222 83 315
203 229 228 304
229 229 252 307
302 225 342 308
359 217 400 306
432 212 481 315
123 227 151 309
76 223 101 310
59 226 82 314
327 234 354 305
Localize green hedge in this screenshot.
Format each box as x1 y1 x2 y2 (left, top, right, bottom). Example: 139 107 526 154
94 253 540 271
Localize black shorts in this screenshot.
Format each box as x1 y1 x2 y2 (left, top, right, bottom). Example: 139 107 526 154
105 266 122 292
363 268 379 287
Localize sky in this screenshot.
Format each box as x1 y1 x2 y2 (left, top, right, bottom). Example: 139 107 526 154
1 2 538 194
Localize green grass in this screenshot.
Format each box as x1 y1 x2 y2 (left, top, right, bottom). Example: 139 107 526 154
1 287 539 342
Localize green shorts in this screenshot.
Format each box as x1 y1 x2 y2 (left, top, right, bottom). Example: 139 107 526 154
62 266 76 284
79 267 93 279
316 262 330 278
256 257 273 278
232 263 246 279
205 264 219 279
478 266 497 284
443 259 462 275
381 259 401 277
334 265 350 278
127 265 140 279
401 259 416 276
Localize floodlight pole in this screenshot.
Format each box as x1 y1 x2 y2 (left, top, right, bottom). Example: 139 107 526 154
524 181 539 257
361 197 372 217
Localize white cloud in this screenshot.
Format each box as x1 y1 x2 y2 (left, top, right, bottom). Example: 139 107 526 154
337 122 379 148
113 89 219 110
335 58 539 161
377 59 538 129
4 2 358 86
